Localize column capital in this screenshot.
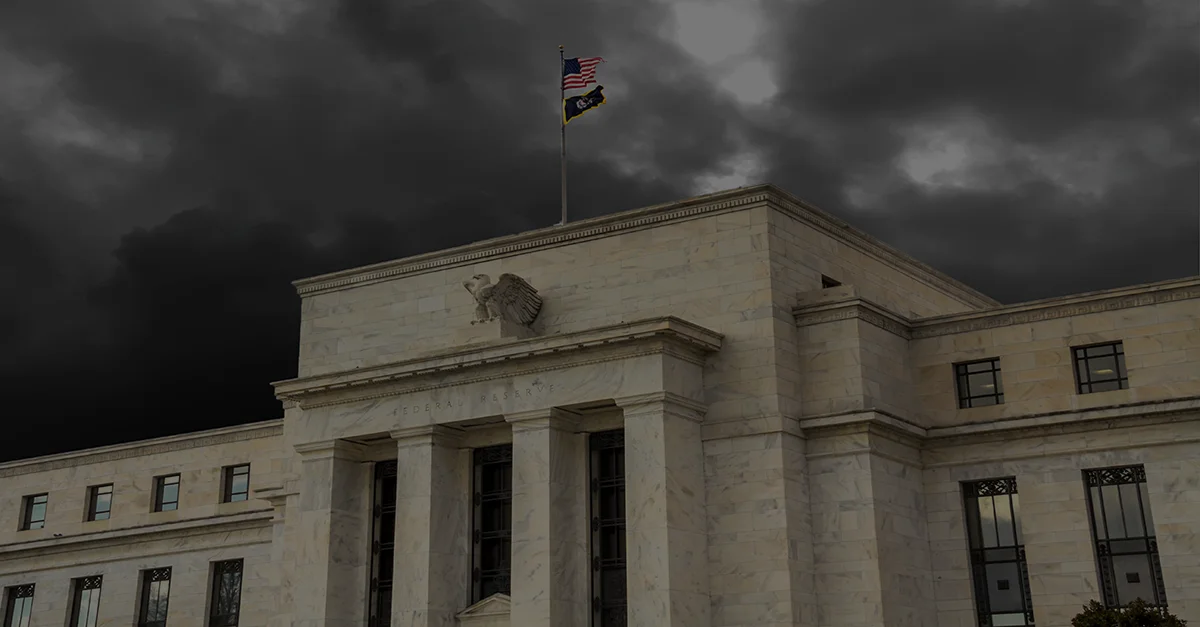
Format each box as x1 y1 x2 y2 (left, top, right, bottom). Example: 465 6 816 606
614 392 707 423
390 424 465 449
505 407 582 433
293 438 366 461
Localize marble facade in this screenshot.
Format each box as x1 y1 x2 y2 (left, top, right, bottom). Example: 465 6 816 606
2 184 1198 627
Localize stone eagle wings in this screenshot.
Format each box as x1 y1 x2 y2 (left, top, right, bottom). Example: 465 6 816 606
462 273 543 327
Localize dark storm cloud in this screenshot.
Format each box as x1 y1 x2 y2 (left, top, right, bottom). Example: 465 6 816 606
1 0 1196 460
754 0 1199 301
0 0 735 459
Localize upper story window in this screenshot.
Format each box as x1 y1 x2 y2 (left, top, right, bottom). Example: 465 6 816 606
472 444 513 601
962 478 1035 627
87 484 113 521
222 465 251 503
1073 342 1128 394
821 275 842 288
19 494 47 531
209 559 244 627
1083 465 1167 608
70 576 103 627
154 474 181 512
955 358 1005 408
138 568 172 627
3 583 35 627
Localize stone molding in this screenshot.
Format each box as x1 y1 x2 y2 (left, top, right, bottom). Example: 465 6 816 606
0 509 273 563
793 297 912 338
0 420 283 479
793 276 1200 340
910 276 1200 338
504 407 582 433
293 439 366 460
291 184 996 308
274 316 723 409
792 396 1200 449
389 425 466 449
614 392 708 423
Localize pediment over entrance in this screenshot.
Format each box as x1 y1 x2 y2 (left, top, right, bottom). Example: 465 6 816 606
456 593 510 627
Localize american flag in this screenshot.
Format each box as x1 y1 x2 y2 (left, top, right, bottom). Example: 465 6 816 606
562 56 604 90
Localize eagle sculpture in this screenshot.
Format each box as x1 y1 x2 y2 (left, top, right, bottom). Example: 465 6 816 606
462 273 543 327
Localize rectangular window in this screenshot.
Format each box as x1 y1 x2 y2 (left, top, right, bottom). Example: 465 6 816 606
368 461 397 627
963 478 1035 627
69 576 102 627
472 444 513 602
19 494 47 530
87 484 113 521
590 430 626 627
222 465 251 503
3 584 35 627
209 560 243 627
955 358 1005 408
1083 465 1167 608
1073 342 1128 394
138 568 171 627
154 474 180 512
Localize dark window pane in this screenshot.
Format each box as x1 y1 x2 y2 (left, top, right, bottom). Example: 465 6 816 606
1074 343 1129 394
963 479 1035 626
1083 465 1167 608
472 444 513 601
210 560 243 626
3 584 36 627
955 359 1005 408
591 430 627 627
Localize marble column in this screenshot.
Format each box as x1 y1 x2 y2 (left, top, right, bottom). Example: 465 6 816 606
390 426 471 627
506 408 590 627
618 393 711 627
292 439 372 627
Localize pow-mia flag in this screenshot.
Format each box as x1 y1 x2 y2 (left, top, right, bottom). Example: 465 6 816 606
563 85 605 124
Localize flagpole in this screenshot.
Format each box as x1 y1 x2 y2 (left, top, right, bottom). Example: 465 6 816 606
559 45 568 226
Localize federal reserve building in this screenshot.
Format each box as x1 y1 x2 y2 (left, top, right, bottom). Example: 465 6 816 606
2 184 1198 627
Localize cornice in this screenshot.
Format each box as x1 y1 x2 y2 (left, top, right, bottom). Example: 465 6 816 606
0 420 283 479
910 276 1200 338
289 184 997 309
792 276 1200 340
923 395 1200 442
293 186 774 296
272 317 722 407
0 510 273 563
793 297 912 338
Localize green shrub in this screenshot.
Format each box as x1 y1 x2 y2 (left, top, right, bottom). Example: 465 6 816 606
1071 599 1187 627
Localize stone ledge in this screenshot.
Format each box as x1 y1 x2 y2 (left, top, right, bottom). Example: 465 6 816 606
0 509 274 561
291 184 997 308
792 276 1199 340
273 316 723 405
0 420 283 478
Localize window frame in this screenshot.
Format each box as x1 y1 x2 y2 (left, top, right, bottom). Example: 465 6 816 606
221 464 251 503
962 477 1035 627
589 429 627 627
1082 465 1168 608
87 484 114 522
138 567 172 627
69 576 103 627
153 474 181 512
3 584 35 627
208 559 244 627
954 358 1005 409
471 444 514 602
1072 341 1129 394
19 494 48 531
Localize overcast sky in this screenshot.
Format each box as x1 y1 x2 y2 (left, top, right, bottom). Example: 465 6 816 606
1 0 1197 461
